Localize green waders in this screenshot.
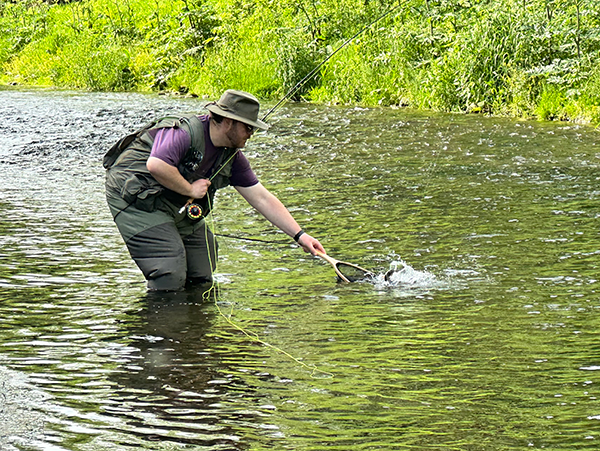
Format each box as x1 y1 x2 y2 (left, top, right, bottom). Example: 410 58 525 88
106 190 218 291
104 114 236 291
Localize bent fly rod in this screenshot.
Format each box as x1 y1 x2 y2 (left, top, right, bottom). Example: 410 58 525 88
180 1 406 219
261 0 406 122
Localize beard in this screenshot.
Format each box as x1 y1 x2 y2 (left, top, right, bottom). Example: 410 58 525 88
225 126 247 149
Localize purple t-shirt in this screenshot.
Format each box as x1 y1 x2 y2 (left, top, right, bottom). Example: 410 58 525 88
149 115 258 187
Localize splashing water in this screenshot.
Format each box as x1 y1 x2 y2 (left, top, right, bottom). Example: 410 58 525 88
373 259 439 288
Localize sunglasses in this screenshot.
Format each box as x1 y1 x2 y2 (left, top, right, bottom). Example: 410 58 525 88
238 121 256 134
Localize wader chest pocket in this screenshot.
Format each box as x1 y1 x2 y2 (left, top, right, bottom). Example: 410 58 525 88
121 175 163 212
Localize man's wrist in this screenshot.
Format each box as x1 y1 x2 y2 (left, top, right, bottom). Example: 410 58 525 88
293 230 305 243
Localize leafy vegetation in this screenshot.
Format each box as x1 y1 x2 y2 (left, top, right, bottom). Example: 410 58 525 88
2 0 600 123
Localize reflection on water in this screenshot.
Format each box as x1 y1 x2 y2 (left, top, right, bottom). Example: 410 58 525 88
1 87 600 449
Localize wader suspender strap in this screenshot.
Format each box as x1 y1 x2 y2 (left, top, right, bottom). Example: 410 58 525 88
103 119 160 170
176 115 206 180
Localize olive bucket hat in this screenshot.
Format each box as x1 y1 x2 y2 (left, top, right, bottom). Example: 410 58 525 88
206 89 269 131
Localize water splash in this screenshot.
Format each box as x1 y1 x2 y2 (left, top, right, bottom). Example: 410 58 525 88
372 259 439 289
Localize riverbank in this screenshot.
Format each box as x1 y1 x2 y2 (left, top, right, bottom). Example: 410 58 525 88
2 0 600 124
0 366 47 446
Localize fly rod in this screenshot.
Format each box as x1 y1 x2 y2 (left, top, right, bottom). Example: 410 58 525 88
261 0 405 122
179 1 406 218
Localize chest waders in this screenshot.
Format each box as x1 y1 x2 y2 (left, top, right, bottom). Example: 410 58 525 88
104 113 237 241
104 113 238 290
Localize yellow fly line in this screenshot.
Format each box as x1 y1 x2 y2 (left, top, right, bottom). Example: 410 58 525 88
199 194 334 379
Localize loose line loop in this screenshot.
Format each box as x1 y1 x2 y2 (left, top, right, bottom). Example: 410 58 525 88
200 195 333 379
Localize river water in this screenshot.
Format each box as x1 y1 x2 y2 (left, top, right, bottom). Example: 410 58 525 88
1 87 600 450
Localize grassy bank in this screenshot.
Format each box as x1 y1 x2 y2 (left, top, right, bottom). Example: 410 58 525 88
2 0 600 124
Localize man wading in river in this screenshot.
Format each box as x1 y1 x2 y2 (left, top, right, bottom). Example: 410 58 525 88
104 89 325 291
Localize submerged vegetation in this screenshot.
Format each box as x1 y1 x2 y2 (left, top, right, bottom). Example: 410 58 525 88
2 0 600 123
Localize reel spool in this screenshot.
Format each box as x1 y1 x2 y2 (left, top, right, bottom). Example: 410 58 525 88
186 203 203 220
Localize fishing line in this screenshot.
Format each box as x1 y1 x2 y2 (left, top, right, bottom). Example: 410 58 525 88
261 0 406 122
216 233 290 244
193 1 408 377
201 0 405 185
200 192 333 379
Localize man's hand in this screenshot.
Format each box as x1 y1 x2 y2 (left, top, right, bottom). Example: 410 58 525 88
147 156 210 199
297 233 326 256
189 178 211 199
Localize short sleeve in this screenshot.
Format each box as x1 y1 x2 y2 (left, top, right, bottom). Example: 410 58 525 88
150 127 191 166
230 152 259 187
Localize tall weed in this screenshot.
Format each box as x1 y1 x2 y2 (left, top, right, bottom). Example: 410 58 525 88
187 41 279 98
2 0 600 123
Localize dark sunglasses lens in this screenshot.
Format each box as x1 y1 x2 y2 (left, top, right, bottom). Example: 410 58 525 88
238 121 255 133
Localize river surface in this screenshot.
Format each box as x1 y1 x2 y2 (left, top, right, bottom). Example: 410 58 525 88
1 87 600 450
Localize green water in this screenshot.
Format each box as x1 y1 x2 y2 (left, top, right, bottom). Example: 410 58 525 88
1 89 600 450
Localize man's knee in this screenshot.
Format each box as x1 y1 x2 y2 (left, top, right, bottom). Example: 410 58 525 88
142 256 187 291
183 226 218 282
127 223 188 291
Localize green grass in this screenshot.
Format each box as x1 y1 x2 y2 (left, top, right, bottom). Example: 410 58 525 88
2 0 600 124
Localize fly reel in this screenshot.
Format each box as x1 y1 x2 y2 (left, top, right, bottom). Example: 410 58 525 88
179 196 210 220
186 202 203 220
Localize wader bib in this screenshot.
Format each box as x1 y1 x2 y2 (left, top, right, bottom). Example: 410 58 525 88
104 114 238 290
104 114 237 241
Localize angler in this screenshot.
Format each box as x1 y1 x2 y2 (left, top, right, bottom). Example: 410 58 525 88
104 89 326 291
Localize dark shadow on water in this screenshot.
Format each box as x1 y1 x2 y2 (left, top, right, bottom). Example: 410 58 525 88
102 284 275 449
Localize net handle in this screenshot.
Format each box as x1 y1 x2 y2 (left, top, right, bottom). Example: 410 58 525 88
315 251 372 282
